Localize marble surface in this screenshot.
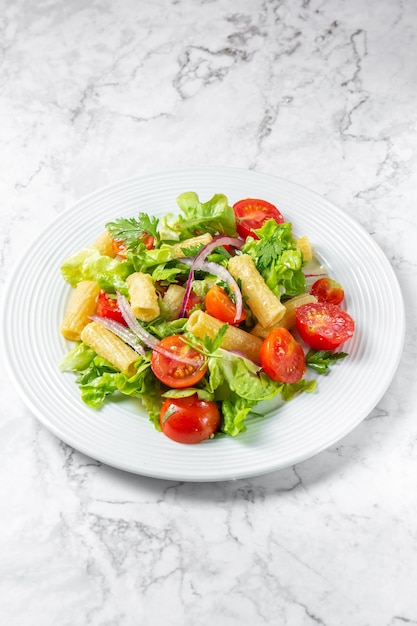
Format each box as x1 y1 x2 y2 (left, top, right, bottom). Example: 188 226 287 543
1 0 416 624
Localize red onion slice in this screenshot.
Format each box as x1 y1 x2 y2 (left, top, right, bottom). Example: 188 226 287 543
178 235 243 319
179 257 243 323
303 271 328 288
116 292 160 349
193 234 243 270
178 269 195 318
116 292 202 366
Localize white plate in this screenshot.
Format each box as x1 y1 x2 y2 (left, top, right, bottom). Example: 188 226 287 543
1 168 405 481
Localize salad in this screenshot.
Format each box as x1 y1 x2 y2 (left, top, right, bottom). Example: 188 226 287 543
60 192 355 444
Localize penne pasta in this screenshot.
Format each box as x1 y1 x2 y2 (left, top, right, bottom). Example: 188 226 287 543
126 272 160 322
61 280 100 341
295 236 312 263
171 233 212 258
186 310 263 363
162 284 186 319
251 293 318 338
227 254 286 328
80 321 138 376
92 230 117 257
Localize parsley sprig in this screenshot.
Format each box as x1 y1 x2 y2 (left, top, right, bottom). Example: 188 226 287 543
306 349 348 375
181 324 229 360
106 213 159 245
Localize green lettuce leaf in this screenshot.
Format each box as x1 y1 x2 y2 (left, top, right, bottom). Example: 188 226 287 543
170 192 238 238
221 394 257 437
126 243 190 285
207 349 282 402
281 379 317 401
126 243 176 272
242 220 306 298
61 248 132 293
162 387 214 401
145 317 188 339
60 343 162 427
151 264 187 284
59 342 97 372
203 349 280 435
205 349 318 435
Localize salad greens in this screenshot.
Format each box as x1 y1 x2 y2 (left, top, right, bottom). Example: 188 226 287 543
243 219 306 298
106 212 160 246
60 190 346 439
60 342 161 425
61 248 131 294
306 349 348 374
167 192 238 238
60 337 316 437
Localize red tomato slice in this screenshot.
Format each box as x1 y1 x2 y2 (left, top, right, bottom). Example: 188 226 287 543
233 198 285 240
111 239 129 258
96 291 127 326
185 291 204 317
160 394 221 444
260 327 306 384
111 234 154 258
295 302 355 351
205 285 246 325
142 234 155 250
311 277 344 306
151 335 207 388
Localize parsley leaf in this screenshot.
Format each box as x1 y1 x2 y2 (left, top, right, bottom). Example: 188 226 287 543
106 213 159 245
201 324 229 354
243 220 306 298
306 350 348 375
281 378 317 401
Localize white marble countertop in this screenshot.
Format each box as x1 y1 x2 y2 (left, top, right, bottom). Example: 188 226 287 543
1 1 416 624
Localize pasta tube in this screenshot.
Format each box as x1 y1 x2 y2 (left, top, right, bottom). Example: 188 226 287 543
126 272 160 322
227 254 286 328
92 230 117 257
251 293 318 338
186 310 263 363
295 236 312 263
61 280 100 341
171 234 212 258
162 284 186 319
80 321 138 376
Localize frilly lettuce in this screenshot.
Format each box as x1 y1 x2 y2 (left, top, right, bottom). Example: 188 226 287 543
204 349 316 436
60 343 162 427
160 192 238 239
207 349 281 402
242 219 306 298
61 248 132 294
205 349 281 436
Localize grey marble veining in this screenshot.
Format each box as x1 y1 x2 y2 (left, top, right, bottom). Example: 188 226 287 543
1 0 417 624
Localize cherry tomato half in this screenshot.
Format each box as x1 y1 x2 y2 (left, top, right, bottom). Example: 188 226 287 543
151 335 207 389
160 394 221 444
311 277 344 306
260 327 306 384
185 291 204 317
111 239 129 258
295 302 355 351
205 285 246 325
232 198 285 240
96 291 127 326
111 234 155 258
